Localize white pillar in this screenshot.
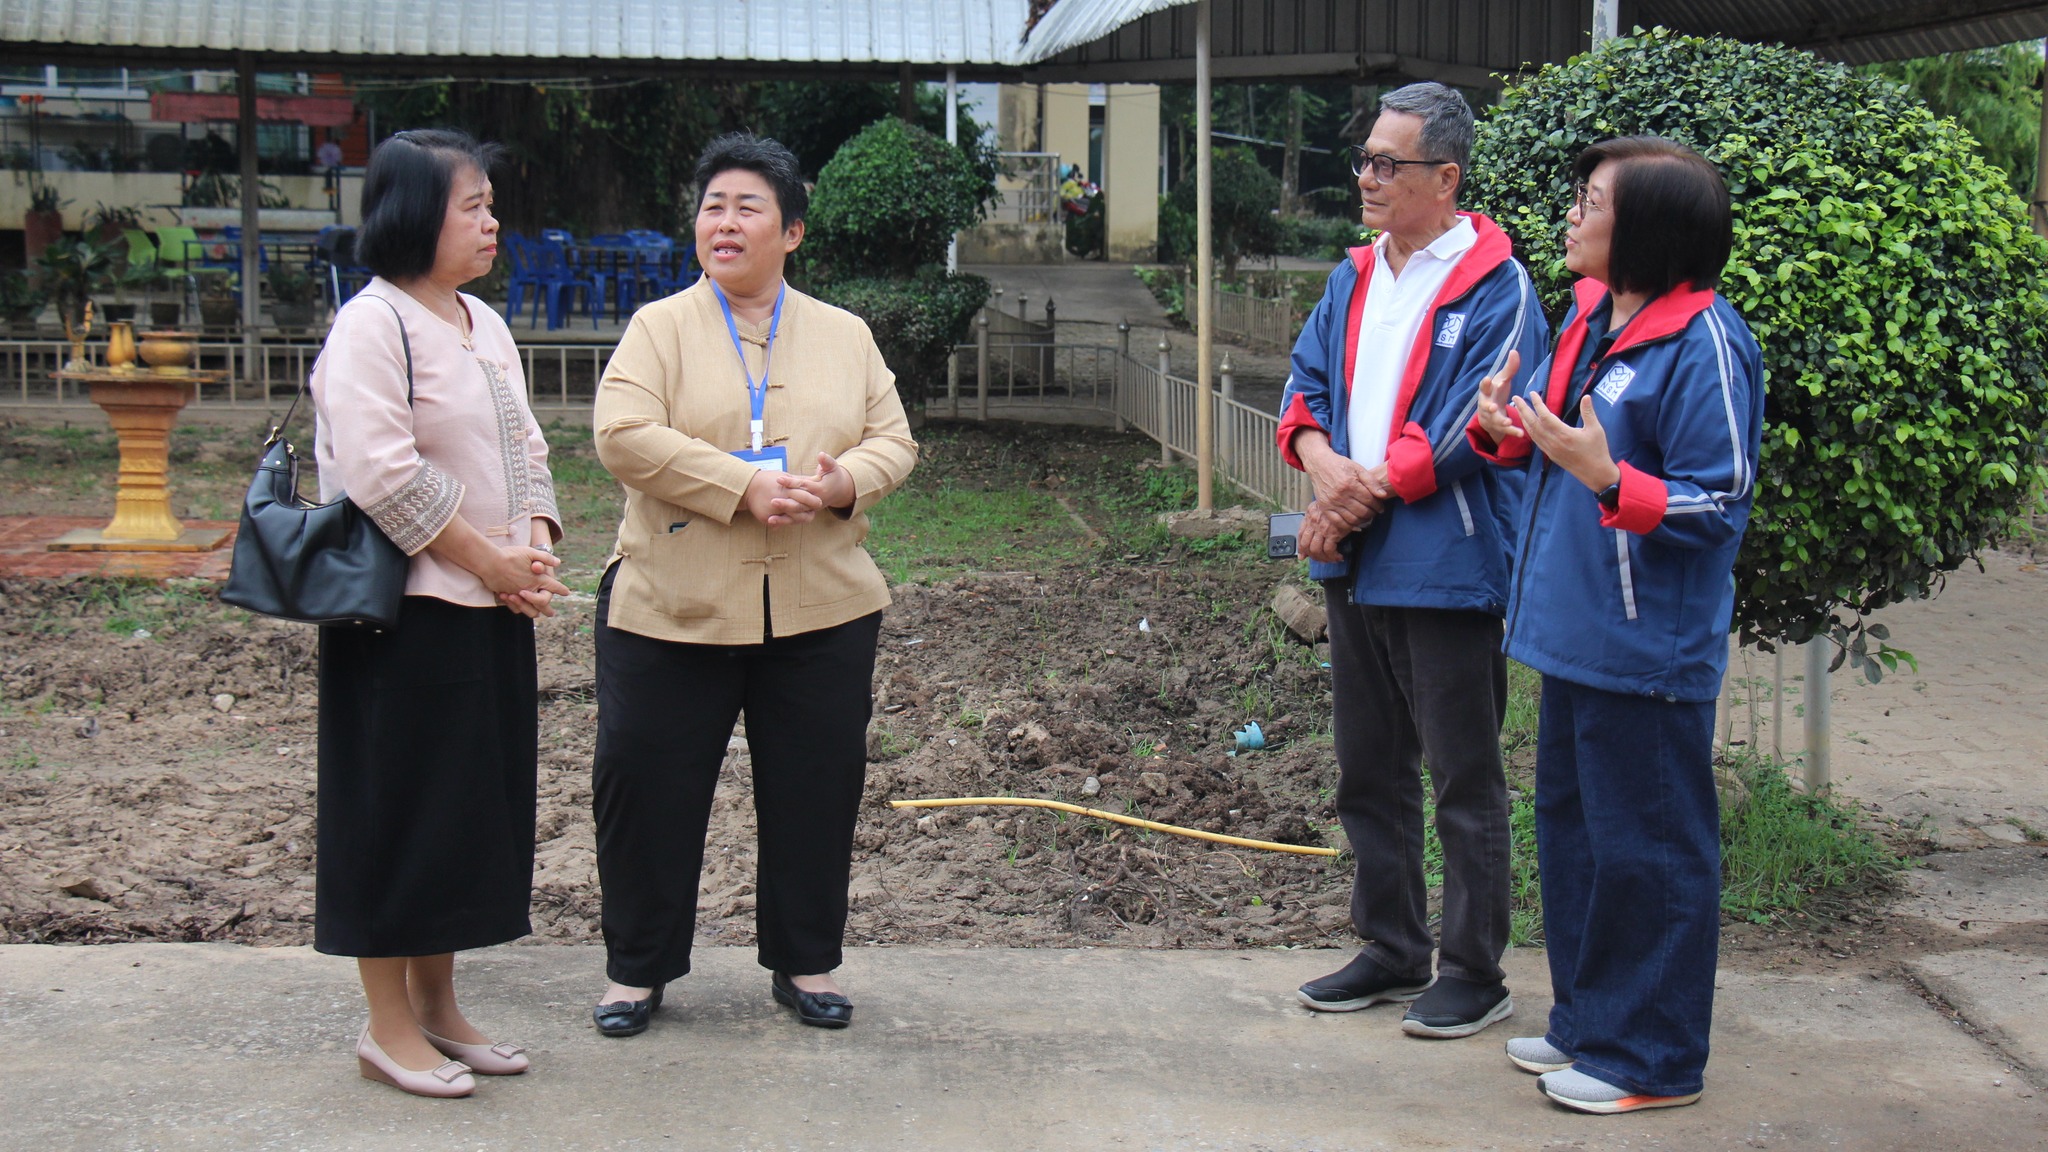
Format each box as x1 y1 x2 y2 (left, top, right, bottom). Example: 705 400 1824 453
1194 0 1215 512
1591 0 1620 46
947 67 960 273
1804 638 1831 793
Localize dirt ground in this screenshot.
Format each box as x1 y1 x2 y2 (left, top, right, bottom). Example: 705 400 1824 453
0 530 1364 956
3 415 2041 996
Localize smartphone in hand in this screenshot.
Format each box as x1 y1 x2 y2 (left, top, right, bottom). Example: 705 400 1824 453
1267 511 1304 560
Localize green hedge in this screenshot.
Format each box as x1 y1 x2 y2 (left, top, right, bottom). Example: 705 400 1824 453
1467 29 2048 654
806 118 993 280
814 269 991 411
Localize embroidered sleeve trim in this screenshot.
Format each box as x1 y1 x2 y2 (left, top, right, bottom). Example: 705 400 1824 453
527 463 559 523
365 461 465 555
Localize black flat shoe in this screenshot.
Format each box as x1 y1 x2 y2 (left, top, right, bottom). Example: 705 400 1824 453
592 983 665 1038
771 971 852 1029
1296 951 1434 1012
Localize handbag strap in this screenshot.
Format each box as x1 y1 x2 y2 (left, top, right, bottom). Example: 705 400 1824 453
267 292 415 446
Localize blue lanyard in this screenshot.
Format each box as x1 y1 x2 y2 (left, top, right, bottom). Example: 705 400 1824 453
712 282 784 452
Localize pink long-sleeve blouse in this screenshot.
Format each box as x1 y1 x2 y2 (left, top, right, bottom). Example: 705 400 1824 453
311 279 561 607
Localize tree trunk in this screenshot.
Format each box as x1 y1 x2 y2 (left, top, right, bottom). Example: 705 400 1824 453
1280 86 1304 216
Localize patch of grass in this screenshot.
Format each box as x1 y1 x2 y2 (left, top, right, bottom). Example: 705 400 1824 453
867 485 1090 583
1718 749 1903 923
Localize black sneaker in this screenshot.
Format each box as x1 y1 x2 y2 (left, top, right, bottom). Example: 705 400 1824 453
1400 975 1513 1038
1296 952 1435 1012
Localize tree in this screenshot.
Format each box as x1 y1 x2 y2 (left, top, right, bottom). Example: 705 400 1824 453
1163 145 1282 278
805 119 993 411
1466 29 2048 668
1864 42 2043 200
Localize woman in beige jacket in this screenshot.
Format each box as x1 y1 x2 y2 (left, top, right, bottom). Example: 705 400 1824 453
587 133 917 1037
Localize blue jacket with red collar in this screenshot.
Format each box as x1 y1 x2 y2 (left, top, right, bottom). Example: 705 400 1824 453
1473 278 1765 702
1276 212 1549 613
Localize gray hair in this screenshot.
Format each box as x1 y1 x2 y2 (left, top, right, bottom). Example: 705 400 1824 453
1378 82 1474 196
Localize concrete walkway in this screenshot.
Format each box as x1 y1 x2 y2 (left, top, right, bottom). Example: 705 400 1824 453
2 942 2041 1150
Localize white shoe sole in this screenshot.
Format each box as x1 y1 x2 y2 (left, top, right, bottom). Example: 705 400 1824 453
1541 1082 1701 1115
1400 993 1515 1038
1295 984 1432 1012
1507 1050 1572 1074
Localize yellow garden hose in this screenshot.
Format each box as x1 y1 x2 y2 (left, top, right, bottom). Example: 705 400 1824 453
889 796 1340 857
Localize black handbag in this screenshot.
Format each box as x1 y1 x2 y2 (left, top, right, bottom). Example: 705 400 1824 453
220 295 414 629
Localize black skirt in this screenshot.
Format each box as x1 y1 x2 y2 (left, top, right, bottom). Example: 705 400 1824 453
314 596 538 957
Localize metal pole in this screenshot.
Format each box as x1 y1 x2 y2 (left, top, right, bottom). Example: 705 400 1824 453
975 311 990 422
1157 332 1172 465
947 66 961 272
1218 349 1233 474
1194 0 1215 511
1772 645 1785 760
237 53 261 399
2033 41 2048 239
1115 320 1130 433
1804 637 1831 792
1043 298 1056 393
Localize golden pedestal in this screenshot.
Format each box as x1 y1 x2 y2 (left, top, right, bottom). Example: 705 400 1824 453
47 368 233 553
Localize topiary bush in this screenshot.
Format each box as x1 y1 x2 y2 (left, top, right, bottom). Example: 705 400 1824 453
1165 145 1283 278
813 269 991 410
805 118 993 413
806 117 994 279
1466 28 2048 664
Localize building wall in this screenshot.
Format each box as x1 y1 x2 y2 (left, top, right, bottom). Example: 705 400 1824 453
1101 85 1160 262
1041 84 1092 183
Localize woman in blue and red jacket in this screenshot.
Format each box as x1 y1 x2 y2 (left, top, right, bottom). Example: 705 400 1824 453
1471 136 1765 1115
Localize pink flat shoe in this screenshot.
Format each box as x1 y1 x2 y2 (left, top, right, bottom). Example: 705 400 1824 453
423 1029 531 1075
357 1025 475 1098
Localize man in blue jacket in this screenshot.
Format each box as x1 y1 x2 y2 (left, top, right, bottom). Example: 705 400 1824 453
1277 82 1548 1038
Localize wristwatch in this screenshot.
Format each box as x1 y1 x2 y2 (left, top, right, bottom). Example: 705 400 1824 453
1596 480 1622 512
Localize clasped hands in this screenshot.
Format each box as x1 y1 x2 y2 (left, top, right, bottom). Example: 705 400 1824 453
744 451 856 528
1297 432 1393 563
1475 350 1622 494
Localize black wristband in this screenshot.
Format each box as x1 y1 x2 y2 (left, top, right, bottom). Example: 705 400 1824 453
1596 481 1621 511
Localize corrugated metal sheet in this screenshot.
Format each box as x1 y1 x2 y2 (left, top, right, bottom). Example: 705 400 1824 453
0 0 1038 65
1020 0 2048 79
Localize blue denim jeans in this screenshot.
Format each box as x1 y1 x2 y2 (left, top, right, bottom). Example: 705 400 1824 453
1536 674 1720 1097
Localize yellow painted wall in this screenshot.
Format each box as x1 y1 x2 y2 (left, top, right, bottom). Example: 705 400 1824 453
1041 84 1092 183
1101 85 1161 262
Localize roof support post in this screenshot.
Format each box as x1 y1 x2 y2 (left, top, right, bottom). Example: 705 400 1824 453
947 66 960 273
898 62 916 122
1591 0 1620 47
1194 0 1214 512
237 52 261 390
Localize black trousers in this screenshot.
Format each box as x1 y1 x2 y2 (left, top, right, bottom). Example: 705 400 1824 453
1323 589 1511 985
315 597 537 958
592 564 880 987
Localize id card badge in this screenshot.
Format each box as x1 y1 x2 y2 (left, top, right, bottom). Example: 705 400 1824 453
733 445 788 472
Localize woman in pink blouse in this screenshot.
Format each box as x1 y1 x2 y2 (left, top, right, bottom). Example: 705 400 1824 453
309 129 570 1100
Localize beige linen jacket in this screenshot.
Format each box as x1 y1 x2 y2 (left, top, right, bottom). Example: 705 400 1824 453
594 280 917 645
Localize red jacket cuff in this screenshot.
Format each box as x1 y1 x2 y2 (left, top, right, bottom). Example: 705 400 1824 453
1384 422 1437 502
1466 410 1533 463
1600 461 1667 534
1277 393 1322 471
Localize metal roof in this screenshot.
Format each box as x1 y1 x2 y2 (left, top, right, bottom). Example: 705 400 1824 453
0 0 1040 72
1020 0 2048 82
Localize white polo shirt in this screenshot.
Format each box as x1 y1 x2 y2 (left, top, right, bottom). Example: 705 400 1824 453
1347 216 1476 469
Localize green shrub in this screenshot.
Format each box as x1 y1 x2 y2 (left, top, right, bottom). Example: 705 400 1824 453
807 117 994 279
1718 751 1900 922
1276 213 1364 262
1164 145 1282 278
813 268 991 411
1467 29 2048 653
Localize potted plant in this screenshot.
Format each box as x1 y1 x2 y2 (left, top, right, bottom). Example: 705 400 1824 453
85 201 143 247
101 258 155 324
197 272 239 331
268 265 317 330
34 234 111 368
23 182 66 261
146 263 183 329
0 269 48 334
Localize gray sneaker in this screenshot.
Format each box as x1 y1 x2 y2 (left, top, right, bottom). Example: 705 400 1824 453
1538 1067 1701 1115
1505 1035 1572 1073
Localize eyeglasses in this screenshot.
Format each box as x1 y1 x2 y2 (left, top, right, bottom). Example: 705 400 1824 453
1571 182 1608 214
1350 147 1454 181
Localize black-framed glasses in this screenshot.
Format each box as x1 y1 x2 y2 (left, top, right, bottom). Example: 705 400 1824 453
1350 147 1454 181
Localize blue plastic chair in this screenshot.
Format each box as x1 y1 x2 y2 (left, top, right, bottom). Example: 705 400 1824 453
314 225 371 308
526 236 601 331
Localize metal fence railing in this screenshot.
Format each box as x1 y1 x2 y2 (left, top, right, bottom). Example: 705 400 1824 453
1187 273 1299 354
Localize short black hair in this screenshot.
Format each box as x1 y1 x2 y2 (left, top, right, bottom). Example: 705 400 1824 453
1574 136 1731 295
693 132 808 228
354 129 504 280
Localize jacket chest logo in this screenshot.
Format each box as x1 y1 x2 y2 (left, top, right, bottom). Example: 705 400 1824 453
1434 312 1467 348
1594 362 1636 404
